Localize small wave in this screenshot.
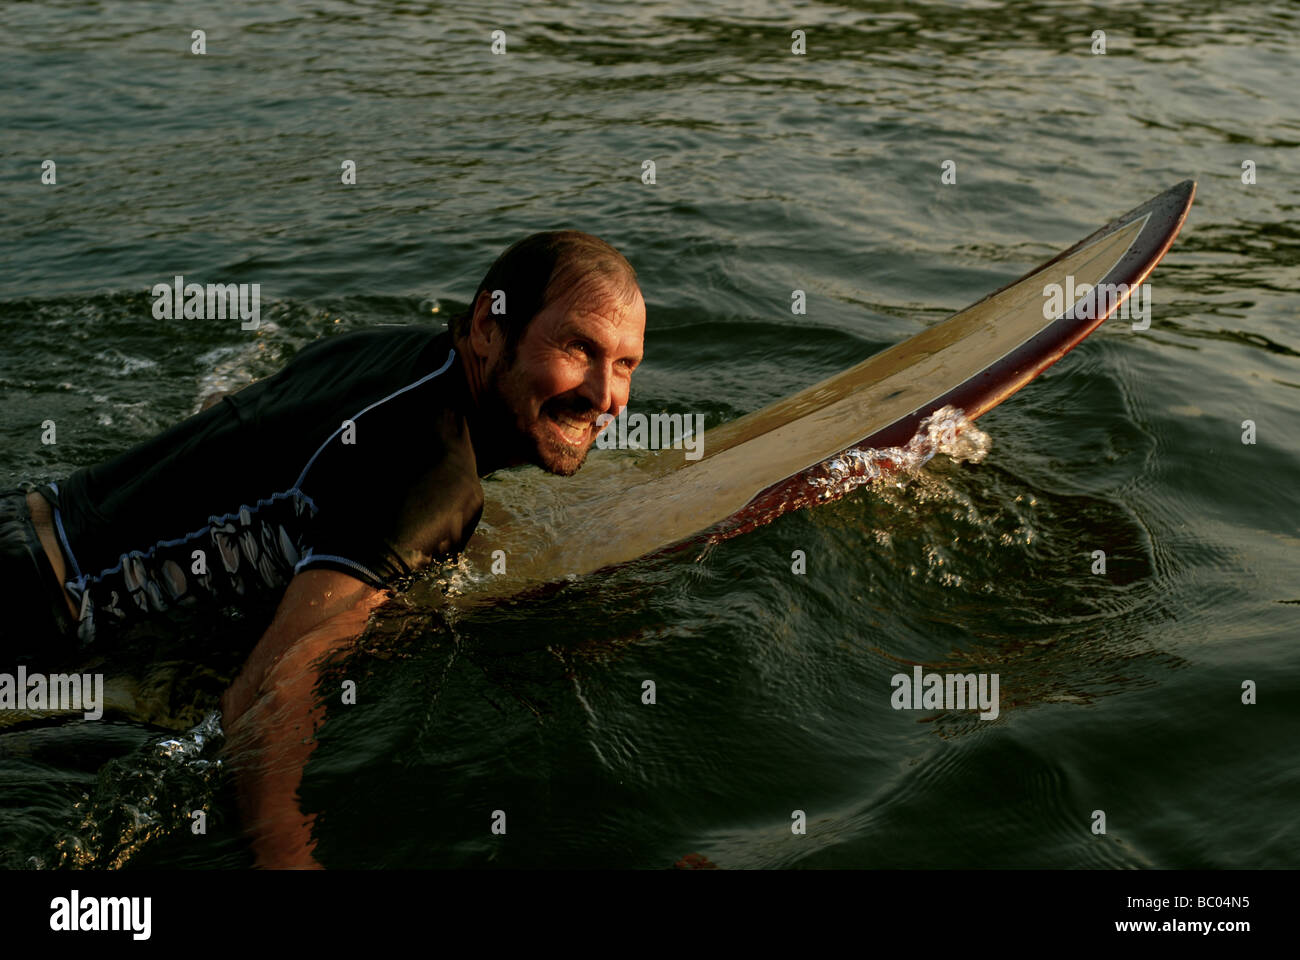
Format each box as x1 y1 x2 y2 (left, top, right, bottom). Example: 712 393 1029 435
91 349 158 377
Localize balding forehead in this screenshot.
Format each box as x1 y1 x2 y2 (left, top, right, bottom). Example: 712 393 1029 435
552 290 644 357
562 296 643 334
556 275 642 320
550 266 640 311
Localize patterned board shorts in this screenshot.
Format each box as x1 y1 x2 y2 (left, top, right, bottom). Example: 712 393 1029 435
0 483 80 666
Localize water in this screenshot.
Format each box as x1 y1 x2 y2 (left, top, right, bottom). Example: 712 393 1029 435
1 0 1297 869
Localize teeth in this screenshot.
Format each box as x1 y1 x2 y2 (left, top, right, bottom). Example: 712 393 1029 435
551 411 590 441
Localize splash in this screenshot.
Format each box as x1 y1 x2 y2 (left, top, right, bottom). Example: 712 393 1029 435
44 711 225 869
192 318 282 414
806 405 991 501
702 405 993 544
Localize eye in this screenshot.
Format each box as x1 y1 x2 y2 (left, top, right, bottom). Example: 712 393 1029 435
569 341 591 357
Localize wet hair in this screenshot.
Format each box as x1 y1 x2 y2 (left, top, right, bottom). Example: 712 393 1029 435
448 231 639 355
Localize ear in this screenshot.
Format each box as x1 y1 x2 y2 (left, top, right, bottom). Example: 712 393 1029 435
468 290 501 360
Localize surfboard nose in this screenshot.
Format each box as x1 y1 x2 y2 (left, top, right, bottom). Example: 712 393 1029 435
1165 179 1196 214
1163 180 1196 236
1117 179 1194 239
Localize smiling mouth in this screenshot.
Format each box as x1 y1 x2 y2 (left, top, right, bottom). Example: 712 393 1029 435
546 408 594 446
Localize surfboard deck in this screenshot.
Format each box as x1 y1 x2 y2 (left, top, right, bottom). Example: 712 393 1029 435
461 181 1196 596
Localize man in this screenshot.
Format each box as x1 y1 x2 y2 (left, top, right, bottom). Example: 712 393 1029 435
0 229 646 866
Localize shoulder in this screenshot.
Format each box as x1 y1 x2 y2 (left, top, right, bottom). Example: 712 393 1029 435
286 325 452 377
294 327 473 506
245 325 458 429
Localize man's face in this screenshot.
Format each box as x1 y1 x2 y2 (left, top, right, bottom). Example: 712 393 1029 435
488 280 645 476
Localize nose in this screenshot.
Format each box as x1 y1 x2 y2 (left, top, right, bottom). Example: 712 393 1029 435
579 359 616 415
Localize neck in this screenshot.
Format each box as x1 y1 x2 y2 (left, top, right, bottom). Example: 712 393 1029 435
453 332 523 476
453 331 487 408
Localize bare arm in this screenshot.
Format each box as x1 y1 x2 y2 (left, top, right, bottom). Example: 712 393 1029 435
220 569 388 869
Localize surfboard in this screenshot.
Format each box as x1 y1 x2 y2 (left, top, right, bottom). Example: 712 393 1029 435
455 180 1195 598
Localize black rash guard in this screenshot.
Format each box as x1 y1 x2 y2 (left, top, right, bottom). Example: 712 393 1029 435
40 326 484 644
